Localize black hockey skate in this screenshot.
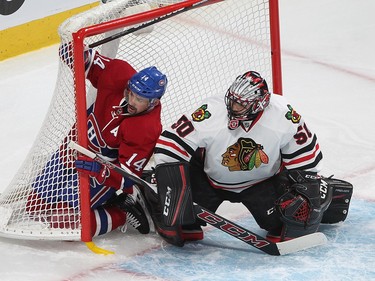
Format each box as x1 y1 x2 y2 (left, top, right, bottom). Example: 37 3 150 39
116 188 151 234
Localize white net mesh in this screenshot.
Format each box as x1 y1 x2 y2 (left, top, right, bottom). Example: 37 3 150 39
0 0 275 240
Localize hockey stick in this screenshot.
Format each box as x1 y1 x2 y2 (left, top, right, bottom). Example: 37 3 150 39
68 141 327 256
193 205 326 256
89 0 224 48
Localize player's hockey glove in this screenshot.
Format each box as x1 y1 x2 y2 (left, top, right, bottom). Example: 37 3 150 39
75 156 110 185
58 42 94 70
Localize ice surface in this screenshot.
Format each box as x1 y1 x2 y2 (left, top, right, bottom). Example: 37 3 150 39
0 0 374 280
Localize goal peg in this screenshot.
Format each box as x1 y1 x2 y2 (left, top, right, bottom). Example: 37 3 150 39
85 242 115 255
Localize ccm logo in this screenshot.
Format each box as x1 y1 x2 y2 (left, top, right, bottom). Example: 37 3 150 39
196 209 270 248
163 186 172 216
320 179 328 199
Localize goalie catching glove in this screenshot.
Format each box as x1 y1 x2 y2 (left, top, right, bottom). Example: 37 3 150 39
267 170 332 242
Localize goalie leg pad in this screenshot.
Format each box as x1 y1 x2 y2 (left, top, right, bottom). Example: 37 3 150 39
155 162 196 227
155 224 185 247
181 224 204 241
321 177 353 224
140 175 185 247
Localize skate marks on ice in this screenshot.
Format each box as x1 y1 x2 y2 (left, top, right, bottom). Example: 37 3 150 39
0 200 373 280
114 199 374 281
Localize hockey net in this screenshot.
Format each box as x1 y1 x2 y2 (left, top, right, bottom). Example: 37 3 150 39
0 0 281 241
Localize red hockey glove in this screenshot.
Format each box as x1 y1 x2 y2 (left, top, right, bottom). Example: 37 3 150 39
75 156 110 185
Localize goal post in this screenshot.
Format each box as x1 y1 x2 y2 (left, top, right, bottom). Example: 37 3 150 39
72 0 232 243
0 0 282 243
269 0 282 94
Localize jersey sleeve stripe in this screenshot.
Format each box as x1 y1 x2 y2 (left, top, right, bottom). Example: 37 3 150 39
157 138 189 158
282 143 321 166
285 152 323 171
154 147 188 162
281 134 323 171
154 131 196 162
160 131 196 156
282 134 318 160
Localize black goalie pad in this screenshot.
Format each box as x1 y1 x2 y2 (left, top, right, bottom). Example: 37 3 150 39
321 177 353 224
155 162 196 227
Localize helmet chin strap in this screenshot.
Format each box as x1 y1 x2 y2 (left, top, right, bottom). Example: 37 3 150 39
145 98 158 112
124 89 159 114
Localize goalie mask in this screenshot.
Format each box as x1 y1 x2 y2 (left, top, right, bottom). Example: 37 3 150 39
225 71 270 130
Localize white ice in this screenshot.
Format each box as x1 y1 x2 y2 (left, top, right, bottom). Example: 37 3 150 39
0 0 375 280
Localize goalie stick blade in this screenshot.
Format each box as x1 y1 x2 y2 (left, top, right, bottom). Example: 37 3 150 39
276 232 327 255
194 204 327 256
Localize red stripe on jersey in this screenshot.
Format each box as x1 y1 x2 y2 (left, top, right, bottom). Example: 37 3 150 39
91 185 111 208
283 143 320 166
157 138 189 157
171 164 188 225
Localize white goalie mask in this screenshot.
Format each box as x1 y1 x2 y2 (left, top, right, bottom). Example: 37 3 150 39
225 71 270 130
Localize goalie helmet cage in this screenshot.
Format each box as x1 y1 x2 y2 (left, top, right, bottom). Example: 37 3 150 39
0 0 282 243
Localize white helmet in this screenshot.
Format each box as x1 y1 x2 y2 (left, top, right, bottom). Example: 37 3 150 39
225 71 270 129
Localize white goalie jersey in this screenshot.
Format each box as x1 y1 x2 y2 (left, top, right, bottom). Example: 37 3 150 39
154 94 323 193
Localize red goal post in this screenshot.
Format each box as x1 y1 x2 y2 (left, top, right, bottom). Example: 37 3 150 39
0 0 282 244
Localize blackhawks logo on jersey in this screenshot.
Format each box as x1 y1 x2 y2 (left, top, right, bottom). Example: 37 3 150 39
191 104 211 122
285 104 301 123
221 137 269 171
